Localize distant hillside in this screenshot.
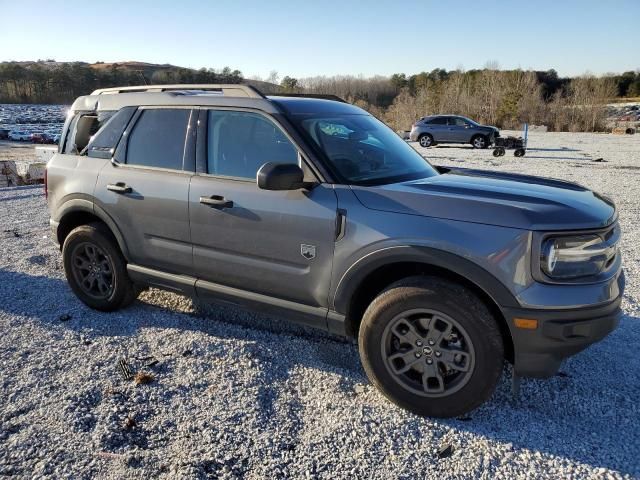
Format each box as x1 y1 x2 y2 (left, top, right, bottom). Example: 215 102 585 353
0 60 280 104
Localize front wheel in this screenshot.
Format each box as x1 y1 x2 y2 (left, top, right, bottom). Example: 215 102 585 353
471 135 488 149
358 276 504 417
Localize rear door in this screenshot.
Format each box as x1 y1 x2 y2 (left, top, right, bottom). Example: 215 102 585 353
94 107 196 274
424 116 449 142
189 108 338 312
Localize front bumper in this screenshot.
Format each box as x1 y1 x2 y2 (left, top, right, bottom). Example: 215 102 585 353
505 272 625 378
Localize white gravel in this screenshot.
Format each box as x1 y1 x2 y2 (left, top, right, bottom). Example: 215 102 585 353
0 131 639 479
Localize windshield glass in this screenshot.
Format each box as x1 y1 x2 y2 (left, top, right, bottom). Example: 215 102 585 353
293 114 439 185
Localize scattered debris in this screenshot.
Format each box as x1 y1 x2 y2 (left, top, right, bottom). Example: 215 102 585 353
123 415 137 430
134 371 155 385
593 158 606 162
146 359 159 368
354 385 366 395
181 349 193 357
95 451 125 461
3 228 22 238
117 359 134 381
58 314 71 322
437 443 454 459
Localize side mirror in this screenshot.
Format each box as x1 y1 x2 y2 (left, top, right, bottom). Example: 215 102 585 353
257 162 306 191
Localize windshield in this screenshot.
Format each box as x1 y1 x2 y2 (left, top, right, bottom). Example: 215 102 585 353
293 114 439 185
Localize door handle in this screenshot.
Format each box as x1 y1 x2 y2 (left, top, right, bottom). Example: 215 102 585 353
200 195 233 209
107 182 132 194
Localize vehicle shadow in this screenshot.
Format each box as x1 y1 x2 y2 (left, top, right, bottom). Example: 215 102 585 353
0 267 637 476
528 147 580 152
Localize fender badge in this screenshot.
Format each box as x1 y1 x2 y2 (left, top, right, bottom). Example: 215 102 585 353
301 244 316 260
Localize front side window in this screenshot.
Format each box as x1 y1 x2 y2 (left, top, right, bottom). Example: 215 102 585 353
450 117 468 127
126 109 190 170
294 114 438 185
206 110 298 179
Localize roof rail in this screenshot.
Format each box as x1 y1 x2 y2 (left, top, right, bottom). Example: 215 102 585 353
90 84 265 98
269 93 347 103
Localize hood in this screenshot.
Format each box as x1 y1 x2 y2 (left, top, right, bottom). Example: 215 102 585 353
351 168 616 231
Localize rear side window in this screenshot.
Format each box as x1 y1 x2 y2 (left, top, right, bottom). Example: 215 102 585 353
87 107 136 159
126 109 190 170
426 117 447 125
206 110 297 179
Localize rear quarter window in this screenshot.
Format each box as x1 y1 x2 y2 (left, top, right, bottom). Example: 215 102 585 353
87 107 136 159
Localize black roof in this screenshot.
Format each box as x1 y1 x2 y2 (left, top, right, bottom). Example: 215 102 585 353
267 96 368 116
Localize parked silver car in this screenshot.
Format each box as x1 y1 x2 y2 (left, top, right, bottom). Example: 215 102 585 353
409 115 499 148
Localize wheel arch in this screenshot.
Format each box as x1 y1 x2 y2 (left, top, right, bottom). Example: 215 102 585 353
334 247 517 361
55 199 130 260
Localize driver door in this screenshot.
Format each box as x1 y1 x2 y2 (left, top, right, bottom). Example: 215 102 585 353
188 109 338 316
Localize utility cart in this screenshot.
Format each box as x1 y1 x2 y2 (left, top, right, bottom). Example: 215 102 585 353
493 123 528 157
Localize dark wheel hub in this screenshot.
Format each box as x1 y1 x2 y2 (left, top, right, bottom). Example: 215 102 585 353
382 309 475 397
70 242 115 300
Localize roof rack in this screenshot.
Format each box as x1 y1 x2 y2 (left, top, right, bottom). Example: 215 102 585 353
269 93 347 103
90 84 265 98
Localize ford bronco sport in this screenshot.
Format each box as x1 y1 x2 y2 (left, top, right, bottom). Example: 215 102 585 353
46 85 624 417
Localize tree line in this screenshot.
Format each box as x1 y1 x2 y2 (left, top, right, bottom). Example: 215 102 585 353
2 61 638 132
0 61 243 104
282 69 639 132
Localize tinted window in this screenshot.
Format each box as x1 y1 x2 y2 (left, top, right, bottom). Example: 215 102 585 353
426 117 447 125
87 107 136 159
207 110 297 179
126 109 190 170
450 117 468 127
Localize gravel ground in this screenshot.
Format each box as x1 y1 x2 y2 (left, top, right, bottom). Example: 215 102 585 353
0 131 639 479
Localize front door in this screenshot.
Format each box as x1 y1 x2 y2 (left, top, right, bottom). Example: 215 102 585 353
448 116 471 143
94 107 195 274
189 109 338 309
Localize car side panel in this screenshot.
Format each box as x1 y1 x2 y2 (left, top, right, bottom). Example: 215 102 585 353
329 185 533 314
47 153 108 221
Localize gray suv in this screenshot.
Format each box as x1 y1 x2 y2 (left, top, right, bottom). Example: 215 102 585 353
409 115 499 148
46 85 624 418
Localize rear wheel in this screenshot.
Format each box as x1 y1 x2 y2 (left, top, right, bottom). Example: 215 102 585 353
514 148 525 157
63 222 139 311
358 276 504 417
418 134 434 148
471 135 488 149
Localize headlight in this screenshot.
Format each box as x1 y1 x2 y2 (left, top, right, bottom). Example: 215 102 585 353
540 234 613 279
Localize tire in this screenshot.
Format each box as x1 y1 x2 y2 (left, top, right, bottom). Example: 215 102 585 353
514 148 525 157
62 222 139 311
492 149 501 157
471 135 488 149
418 134 434 148
358 276 504 418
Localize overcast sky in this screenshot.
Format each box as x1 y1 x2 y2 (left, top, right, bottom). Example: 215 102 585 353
1 0 638 79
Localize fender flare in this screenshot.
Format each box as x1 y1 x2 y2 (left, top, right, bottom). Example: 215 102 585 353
55 198 131 260
332 245 520 316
